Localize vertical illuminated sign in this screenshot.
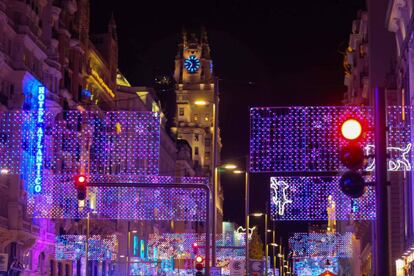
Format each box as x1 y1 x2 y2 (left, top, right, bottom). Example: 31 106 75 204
34 86 45 193
133 235 138 256
140 240 145 259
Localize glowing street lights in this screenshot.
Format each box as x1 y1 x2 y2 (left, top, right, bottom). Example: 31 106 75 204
193 81 219 271
250 212 269 276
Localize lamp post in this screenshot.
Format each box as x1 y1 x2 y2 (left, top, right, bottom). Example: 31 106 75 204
219 160 249 275
194 85 219 268
250 212 268 276
271 223 277 276
267 242 278 276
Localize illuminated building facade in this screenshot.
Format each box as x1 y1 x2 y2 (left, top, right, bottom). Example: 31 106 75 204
341 3 408 275
387 1 414 275
0 0 66 274
172 29 224 232
0 1 210 275
342 11 369 105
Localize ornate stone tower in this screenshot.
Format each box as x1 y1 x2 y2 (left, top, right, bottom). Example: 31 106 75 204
173 29 216 172
172 28 223 232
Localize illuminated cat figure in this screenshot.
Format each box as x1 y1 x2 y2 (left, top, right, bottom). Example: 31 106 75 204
270 178 293 216
365 143 412 171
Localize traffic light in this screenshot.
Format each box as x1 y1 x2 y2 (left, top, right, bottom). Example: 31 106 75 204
195 255 204 276
192 242 199 255
339 118 366 198
75 175 87 200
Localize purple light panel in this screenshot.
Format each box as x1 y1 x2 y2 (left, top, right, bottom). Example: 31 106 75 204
56 235 118 261
270 176 375 221
289 232 352 258
27 175 208 220
148 233 245 260
250 106 411 173
0 111 160 178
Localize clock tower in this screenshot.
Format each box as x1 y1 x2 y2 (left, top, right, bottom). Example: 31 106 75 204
172 28 223 232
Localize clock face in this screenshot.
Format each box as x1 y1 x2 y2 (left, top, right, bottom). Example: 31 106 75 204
184 55 201 73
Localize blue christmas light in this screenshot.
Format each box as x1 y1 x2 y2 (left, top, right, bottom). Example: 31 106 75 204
56 235 118 261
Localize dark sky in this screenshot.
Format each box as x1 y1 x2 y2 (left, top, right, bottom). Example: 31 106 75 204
90 0 366 239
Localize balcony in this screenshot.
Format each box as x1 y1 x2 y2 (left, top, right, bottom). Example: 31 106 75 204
64 0 77 15
51 5 61 22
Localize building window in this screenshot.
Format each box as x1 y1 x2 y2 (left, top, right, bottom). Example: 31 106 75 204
179 108 184 116
195 147 199 155
194 134 199 142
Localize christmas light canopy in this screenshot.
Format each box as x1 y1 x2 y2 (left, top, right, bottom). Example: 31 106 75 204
56 235 118 261
270 176 375 221
250 106 411 173
289 232 352 258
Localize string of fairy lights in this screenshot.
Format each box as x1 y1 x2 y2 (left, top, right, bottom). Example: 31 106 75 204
270 176 376 221
250 106 411 173
0 110 209 221
1 111 160 179
289 232 353 258
56 235 118 261
26 174 208 220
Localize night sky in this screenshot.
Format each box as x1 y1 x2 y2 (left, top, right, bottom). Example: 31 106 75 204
90 0 366 239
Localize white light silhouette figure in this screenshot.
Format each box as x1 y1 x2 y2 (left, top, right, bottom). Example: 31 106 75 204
235 226 256 240
365 143 411 171
270 178 293 216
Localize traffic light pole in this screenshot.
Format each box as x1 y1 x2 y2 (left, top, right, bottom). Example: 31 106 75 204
374 87 390 276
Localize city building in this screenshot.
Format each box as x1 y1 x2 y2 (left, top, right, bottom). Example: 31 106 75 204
341 10 374 276
341 2 407 275
172 29 224 233
0 0 64 274
343 10 369 106
387 0 414 275
0 1 202 275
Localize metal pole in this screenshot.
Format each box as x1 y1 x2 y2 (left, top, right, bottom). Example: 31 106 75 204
212 77 219 267
279 238 283 276
127 221 130 275
272 225 276 276
265 211 268 276
245 170 250 276
205 182 211 275
374 87 390 276
86 212 90 276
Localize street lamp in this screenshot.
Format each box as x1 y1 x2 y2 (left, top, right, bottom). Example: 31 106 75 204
215 159 250 274
193 78 219 271
222 163 237 170
251 212 264 217
250 211 269 276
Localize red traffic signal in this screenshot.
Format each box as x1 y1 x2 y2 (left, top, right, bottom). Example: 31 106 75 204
339 118 366 198
341 118 362 140
75 175 87 200
192 242 199 254
75 175 87 186
195 255 204 275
